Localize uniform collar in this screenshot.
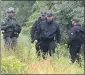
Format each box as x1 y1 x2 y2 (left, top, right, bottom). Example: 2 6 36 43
74 24 81 26
46 19 53 24
38 17 45 21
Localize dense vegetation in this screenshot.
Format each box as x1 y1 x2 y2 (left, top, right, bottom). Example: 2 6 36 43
1 0 84 74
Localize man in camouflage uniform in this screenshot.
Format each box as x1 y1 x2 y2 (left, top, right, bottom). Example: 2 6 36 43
1 7 21 50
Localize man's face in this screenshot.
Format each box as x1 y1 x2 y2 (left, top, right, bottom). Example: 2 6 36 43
72 20 76 25
47 16 53 21
8 12 15 17
41 15 46 20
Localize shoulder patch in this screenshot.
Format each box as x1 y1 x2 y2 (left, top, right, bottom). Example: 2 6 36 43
71 33 73 35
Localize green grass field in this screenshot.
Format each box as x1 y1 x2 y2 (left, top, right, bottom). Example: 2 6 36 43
1 33 84 74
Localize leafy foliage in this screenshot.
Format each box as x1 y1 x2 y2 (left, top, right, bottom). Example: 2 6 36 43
1 34 84 74
1 1 84 74
1 56 26 74
22 1 84 42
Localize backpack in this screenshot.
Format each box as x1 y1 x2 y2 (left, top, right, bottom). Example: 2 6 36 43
68 25 84 44
75 27 84 44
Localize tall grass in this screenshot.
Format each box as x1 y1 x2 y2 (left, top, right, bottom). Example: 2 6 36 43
1 33 84 74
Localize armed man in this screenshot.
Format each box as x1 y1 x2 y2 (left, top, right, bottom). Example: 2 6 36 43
67 19 84 66
1 7 21 50
31 12 46 57
35 12 61 59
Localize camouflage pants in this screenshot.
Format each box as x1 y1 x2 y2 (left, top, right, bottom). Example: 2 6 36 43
4 37 17 50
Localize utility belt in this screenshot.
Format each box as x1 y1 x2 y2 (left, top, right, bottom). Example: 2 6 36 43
2 30 19 38
39 37 56 41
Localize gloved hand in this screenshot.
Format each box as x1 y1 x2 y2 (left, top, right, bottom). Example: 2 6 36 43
34 40 38 44
2 31 5 34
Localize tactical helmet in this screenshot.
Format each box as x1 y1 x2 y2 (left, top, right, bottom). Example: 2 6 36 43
7 7 15 13
41 12 46 16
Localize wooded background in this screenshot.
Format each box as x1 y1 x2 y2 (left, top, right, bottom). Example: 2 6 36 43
1 1 84 74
